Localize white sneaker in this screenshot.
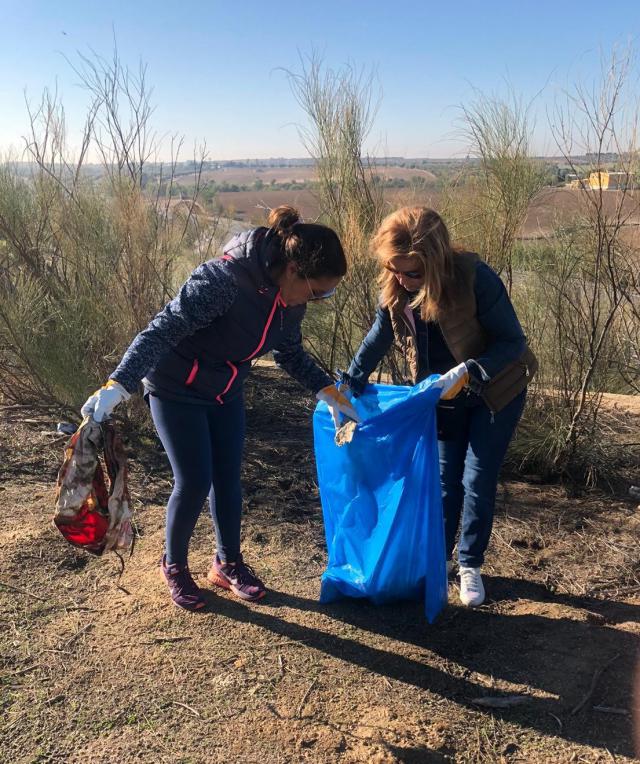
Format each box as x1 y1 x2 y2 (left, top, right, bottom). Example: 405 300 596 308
459 567 485 607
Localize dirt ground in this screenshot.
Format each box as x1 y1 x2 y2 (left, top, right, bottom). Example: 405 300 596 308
1 366 639 763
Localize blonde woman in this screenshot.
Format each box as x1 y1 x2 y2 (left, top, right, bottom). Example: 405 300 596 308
342 207 537 607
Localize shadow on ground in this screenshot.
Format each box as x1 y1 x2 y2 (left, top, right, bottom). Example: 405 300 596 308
197 574 637 759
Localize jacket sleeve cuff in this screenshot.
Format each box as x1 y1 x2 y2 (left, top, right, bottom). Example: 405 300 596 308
109 372 138 396
464 359 490 395
313 373 335 395
338 369 367 398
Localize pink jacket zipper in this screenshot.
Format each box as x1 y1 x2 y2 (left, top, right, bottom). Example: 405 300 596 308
216 289 287 404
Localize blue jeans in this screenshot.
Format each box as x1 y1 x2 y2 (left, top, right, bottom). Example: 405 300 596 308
149 394 245 566
438 391 526 568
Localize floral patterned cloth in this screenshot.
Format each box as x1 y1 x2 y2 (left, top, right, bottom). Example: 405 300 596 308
54 418 133 555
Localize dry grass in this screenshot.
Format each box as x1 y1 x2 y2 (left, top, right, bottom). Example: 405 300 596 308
1 366 639 763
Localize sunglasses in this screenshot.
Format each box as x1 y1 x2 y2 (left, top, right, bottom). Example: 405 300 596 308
304 275 337 301
384 264 424 280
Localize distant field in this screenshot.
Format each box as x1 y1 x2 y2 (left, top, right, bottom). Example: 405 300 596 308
213 187 640 240
214 188 443 225
174 167 316 186
172 164 437 187
523 188 640 239
215 189 320 224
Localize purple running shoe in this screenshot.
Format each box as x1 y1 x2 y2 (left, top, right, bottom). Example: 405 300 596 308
161 555 206 611
207 553 266 601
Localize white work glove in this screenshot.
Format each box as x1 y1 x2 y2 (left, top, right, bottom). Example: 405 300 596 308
81 379 131 423
316 384 361 428
436 362 469 400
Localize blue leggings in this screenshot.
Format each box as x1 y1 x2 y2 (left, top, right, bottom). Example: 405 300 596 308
149 394 245 566
438 390 526 568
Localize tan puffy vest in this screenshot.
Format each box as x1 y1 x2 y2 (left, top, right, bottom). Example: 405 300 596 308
388 252 538 413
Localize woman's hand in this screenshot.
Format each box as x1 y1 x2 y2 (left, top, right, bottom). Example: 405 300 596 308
316 384 361 428
437 363 469 400
81 380 131 422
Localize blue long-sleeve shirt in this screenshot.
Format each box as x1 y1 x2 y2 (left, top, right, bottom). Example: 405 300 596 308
347 260 526 394
111 260 238 393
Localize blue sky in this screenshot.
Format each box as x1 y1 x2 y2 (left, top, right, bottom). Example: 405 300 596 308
1 0 639 159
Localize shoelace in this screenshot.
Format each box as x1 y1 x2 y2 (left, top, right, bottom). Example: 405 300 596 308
225 559 259 586
168 565 199 595
460 569 481 592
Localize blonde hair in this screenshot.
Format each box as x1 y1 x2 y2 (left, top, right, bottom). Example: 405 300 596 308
374 207 461 321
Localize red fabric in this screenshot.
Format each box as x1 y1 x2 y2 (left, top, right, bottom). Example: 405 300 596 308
54 420 131 556
55 501 109 555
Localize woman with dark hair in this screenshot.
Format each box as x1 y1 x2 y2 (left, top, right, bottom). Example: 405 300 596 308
81 206 357 611
342 207 537 607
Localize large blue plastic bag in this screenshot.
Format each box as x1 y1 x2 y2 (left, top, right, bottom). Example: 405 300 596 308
313 376 447 623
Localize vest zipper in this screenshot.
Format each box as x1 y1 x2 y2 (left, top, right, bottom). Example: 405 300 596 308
215 290 285 404
185 358 199 386
215 360 238 405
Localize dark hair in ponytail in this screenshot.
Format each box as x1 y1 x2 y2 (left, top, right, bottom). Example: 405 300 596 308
267 205 347 279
